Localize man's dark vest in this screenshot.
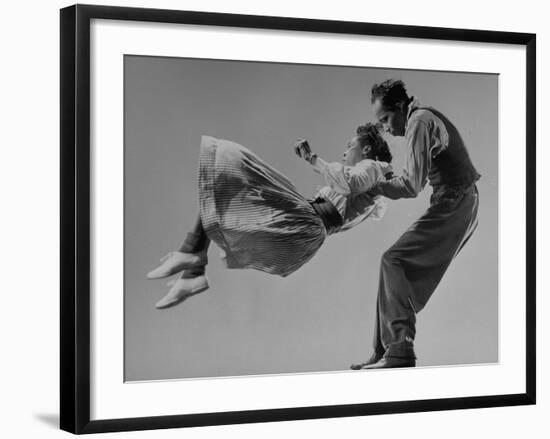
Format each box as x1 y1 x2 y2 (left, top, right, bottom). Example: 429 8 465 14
411 107 481 187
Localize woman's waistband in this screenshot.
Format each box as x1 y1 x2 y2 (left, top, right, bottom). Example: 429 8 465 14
309 197 343 236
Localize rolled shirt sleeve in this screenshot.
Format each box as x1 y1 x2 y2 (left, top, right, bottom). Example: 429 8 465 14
312 157 393 195
375 119 431 199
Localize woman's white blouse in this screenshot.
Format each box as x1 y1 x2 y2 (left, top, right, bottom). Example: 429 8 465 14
311 157 392 229
312 157 392 195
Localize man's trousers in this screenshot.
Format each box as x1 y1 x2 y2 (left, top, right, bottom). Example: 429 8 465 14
373 183 480 359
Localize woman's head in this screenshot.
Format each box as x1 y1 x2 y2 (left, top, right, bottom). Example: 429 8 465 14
342 123 392 165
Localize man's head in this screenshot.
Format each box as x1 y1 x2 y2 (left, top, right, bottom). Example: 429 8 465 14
342 123 392 165
371 79 411 137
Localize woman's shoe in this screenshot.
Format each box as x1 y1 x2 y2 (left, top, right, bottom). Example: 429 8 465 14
155 275 209 309
147 250 208 279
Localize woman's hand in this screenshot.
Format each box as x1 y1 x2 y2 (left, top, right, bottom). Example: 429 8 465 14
293 139 313 162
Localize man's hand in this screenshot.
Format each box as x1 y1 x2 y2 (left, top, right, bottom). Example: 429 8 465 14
368 182 385 196
293 139 313 162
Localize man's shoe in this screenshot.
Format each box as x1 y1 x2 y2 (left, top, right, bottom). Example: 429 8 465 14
155 275 209 309
147 250 207 279
361 356 416 369
350 351 384 370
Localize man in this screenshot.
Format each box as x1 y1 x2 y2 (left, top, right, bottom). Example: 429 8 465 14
351 79 481 369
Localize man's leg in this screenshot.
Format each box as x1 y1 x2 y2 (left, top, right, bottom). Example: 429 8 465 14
351 268 406 370
371 240 419 363
365 185 479 368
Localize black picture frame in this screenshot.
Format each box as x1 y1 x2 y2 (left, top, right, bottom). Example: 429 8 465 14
60 4 536 434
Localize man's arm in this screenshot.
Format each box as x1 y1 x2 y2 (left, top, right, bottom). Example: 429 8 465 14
373 120 431 200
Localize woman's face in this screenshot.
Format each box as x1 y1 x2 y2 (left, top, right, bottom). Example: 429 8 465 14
342 136 367 165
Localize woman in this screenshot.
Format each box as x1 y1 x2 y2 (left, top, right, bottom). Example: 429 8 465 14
147 123 393 309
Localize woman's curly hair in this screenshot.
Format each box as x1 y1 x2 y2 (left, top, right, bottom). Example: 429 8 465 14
356 123 392 163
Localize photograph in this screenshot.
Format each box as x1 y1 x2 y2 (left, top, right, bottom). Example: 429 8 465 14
56 2 537 435
0 0 543 435
123 56 498 382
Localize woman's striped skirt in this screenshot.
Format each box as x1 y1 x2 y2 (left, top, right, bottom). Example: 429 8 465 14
198 136 326 277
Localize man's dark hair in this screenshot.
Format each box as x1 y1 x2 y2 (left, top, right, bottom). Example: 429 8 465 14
356 123 392 163
371 79 410 111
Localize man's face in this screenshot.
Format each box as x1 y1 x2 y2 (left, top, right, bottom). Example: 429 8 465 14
372 98 407 137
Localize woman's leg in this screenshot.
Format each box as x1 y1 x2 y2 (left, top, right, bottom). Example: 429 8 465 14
154 216 211 309
177 216 210 277
178 216 210 254
147 215 210 279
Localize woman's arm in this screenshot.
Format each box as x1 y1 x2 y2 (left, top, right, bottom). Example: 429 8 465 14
311 157 392 195
293 138 392 195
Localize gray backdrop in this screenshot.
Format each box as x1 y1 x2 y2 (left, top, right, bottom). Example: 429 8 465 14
124 56 498 381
